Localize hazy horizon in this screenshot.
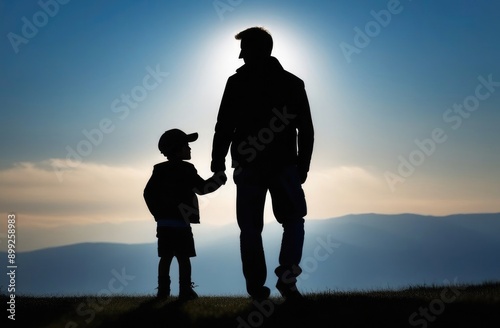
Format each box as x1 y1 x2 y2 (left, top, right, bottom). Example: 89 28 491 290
4 212 499 297
5 212 499 252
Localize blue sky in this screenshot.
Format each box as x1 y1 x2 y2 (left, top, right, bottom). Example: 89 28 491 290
1 0 499 249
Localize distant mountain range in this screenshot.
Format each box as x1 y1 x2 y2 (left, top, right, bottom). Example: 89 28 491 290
2 213 499 297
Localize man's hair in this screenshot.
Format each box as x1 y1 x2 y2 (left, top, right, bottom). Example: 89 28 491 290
235 26 273 56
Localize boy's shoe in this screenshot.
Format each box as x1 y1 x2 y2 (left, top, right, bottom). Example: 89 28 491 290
157 276 171 299
276 280 304 302
179 282 199 301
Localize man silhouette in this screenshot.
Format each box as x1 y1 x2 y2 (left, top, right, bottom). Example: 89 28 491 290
211 27 314 300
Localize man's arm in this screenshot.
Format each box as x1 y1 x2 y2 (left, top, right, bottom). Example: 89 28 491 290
211 78 237 173
296 83 314 183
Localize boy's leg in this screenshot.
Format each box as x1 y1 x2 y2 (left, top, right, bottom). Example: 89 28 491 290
177 256 198 300
177 255 192 288
157 228 175 298
158 254 173 298
234 167 270 299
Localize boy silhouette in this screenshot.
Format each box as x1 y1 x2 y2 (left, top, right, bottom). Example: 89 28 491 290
144 128 226 300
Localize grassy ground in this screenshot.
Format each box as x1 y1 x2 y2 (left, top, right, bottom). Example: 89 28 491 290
3 281 500 328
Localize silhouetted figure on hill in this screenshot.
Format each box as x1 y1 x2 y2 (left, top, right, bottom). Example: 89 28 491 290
144 129 226 300
210 27 314 300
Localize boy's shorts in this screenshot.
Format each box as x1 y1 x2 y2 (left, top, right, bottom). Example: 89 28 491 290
156 226 196 258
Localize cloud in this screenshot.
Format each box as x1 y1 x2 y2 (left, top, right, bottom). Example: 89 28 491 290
304 165 387 218
304 165 500 218
1 161 498 231
0 159 239 229
0 160 152 227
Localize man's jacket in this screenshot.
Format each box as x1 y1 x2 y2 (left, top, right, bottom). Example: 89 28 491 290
211 56 314 175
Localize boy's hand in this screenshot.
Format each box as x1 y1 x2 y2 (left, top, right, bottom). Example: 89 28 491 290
213 171 227 185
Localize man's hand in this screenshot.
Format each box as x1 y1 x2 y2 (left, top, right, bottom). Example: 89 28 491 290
299 170 308 184
213 171 227 185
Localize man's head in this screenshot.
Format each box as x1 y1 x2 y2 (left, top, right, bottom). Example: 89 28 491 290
158 129 198 160
235 27 273 64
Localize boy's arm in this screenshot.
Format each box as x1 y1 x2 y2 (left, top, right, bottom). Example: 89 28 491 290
143 169 160 219
192 170 227 195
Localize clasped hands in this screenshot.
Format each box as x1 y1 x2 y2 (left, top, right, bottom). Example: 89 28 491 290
212 171 227 185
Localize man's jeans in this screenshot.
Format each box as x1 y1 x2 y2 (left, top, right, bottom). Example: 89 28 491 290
233 165 307 294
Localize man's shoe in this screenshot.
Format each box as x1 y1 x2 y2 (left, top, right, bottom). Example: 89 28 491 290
249 286 271 301
276 280 304 301
156 287 170 299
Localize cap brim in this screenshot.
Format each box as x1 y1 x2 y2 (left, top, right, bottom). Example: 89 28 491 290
186 132 198 142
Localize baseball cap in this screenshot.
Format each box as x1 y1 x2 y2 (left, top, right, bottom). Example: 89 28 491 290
158 129 198 153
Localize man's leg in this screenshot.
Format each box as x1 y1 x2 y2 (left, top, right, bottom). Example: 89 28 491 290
275 218 304 294
235 168 270 299
269 165 307 299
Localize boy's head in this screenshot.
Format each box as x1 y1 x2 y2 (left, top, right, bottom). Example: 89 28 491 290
158 129 198 160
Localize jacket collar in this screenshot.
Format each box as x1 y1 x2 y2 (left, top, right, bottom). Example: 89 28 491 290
236 56 284 75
